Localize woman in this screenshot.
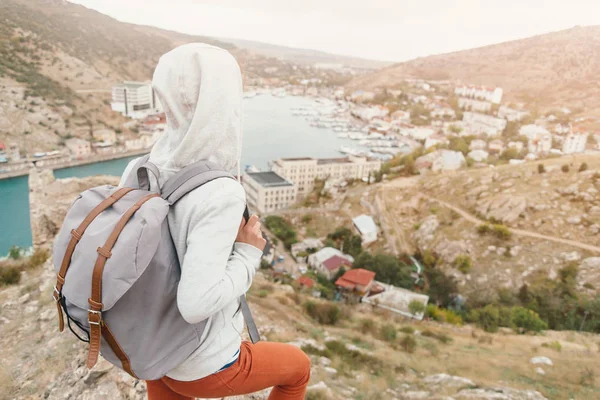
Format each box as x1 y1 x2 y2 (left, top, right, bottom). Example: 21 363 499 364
121 43 310 400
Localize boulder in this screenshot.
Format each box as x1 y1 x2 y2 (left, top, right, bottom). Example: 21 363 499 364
530 356 553 366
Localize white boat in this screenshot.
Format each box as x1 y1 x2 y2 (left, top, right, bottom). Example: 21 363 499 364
243 91 257 98
337 133 350 139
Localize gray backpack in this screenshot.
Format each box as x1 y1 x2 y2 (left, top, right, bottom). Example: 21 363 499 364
51 155 260 380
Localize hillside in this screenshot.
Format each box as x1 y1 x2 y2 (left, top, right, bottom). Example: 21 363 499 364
348 26 600 116
0 171 597 400
219 37 391 69
0 0 351 153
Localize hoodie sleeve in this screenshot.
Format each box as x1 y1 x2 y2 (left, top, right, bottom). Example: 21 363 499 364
175 179 263 324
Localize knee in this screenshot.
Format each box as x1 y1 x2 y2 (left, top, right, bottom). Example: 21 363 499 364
297 347 311 381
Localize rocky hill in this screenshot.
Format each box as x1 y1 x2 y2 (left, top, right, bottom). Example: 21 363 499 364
0 0 358 153
348 26 600 116
1 170 599 399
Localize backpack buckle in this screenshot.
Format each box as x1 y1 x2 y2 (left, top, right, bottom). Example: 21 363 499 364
88 309 102 326
52 286 62 302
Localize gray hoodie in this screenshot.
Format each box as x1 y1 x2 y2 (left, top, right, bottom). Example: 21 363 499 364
120 43 261 381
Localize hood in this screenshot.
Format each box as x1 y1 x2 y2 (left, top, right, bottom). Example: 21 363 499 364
149 43 243 175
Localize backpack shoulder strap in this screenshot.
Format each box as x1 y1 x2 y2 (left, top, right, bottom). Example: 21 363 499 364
161 160 236 205
161 160 261 343
122 154 150 188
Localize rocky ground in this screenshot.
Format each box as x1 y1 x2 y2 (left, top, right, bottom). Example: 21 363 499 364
1 172 598 399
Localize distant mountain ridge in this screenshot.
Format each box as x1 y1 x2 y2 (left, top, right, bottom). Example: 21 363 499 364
348 26 600 116
219 37 392 69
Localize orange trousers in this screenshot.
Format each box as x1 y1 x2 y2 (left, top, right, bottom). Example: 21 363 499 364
146 341 311 400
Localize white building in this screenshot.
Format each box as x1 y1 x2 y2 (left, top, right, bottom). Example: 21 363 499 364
242 171 297 214
462 112 507 137
430 105 456 119
424 134 449 149
111 81 161 119
351 105 389 121
508 141 524 152
455 84 503 104
498 106 529 122
562 129 589 154
520 125 552 154
272 156 381 196
362 282 429 320
65 138 92 158
415 150 466 173
488 139 505 154
390 110 411 124
308 247 354 279
352 215 378 245
401 126 436 141
7 144 20 161
458 98 492 112
468 149 489 162
350 90 376 102
92 129 117 145
469 139 487 151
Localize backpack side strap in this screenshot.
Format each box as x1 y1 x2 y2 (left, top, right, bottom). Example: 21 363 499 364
86 192 160 375
53 187 135 332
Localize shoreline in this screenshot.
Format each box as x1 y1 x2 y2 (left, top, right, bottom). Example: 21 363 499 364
0 149 148 181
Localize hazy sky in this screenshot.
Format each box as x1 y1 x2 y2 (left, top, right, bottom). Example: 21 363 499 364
70 0 600 62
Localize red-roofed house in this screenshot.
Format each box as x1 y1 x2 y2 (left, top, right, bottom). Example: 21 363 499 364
320 255 352 279
335 268 376 296
296 276 315 290
0 142 5 151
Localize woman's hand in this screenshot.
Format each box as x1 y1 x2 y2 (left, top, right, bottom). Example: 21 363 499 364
236 215 267 251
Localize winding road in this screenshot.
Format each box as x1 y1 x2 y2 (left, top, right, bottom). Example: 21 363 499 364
422 194 600 255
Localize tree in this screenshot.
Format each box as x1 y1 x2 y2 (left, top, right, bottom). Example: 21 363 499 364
265 216 297 249
538 164 546 174
8 246 21 260
424 266 458 307
579 162 588 172
477 305 500 333
353 252 413 289
511 307 547 333
327 227 363 258
448 137 469 156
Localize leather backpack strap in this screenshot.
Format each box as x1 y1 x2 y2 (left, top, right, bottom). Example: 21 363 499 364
86 193 160 373
54 187 134 332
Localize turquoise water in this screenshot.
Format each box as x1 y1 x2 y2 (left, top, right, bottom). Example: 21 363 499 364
0 95 357 255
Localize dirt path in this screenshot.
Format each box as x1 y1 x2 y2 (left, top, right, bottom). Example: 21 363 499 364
423 194 600 254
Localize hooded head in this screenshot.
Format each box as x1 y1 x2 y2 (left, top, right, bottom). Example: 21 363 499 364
149 43 243 176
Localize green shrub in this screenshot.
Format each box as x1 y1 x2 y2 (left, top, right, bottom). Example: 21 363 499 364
306 390 328 400
561 164 570 173
477 305 500 333
421 330 452 344
454 254 472 274
305 301 342 325
579 163 588 172
265 216 298 249
538 164 546 174
425 304 463 325
542 341 562 352
324 340 383 372
257 290 269 298
477 224 491 235
8 246 22 260
399 326 415 334
511 306 547 333
0 266 21 286
380 323 397 342
409 299 426 316
400 334 417 353
360 318 377 335
301 214 313 223
491 224 512 240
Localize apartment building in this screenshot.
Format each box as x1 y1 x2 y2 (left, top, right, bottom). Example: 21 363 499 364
562 128 589 154
65 138 92 158
242 171 297 214
520 124 552 155
455 84 503 104
462 112 507 137
272 156 381 196
111 81 161 119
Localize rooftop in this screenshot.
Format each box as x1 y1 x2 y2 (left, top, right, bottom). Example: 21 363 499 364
317 157 351 165
296 276 315 289
335 268 376 288
280 157 313 162
352 215 378 235
115 81 151 89
322 255 353 271
246 171 294 188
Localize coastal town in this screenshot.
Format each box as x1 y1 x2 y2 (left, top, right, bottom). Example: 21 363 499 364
2 70 599 181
